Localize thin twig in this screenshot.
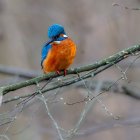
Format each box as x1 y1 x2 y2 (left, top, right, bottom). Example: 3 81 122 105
74 116 140 137
112 3 140 10
36 82 64 140
66 81 103 139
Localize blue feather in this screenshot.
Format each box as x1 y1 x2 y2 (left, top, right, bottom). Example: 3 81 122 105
56 36 67 41
41 43 52 68
48 24 65 39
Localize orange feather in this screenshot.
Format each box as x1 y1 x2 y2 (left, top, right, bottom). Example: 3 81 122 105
42 38 76 73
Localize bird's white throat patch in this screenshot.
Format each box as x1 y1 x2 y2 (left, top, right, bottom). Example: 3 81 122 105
63 34 68 38
53 41 61 44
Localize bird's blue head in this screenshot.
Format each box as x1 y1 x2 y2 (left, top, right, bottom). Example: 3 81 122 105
48 24 66 39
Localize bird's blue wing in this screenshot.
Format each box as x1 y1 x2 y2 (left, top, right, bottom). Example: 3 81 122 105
41 43 52 68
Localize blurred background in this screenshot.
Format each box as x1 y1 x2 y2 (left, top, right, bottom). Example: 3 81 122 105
0 0 140 140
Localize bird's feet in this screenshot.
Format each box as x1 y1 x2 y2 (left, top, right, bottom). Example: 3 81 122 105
64 69 67 76
55 70 67 76
56 70 61 75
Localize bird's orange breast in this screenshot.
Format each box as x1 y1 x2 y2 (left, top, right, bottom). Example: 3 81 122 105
42 38 76 73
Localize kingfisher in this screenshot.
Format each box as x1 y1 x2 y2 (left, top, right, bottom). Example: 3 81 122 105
41 24 77 76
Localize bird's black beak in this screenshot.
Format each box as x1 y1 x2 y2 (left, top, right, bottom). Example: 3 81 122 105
45 34 60 46
45 38 55 46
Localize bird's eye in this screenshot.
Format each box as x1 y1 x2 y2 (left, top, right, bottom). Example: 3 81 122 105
63 34 68 38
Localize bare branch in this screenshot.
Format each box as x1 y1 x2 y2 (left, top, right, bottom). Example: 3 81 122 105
36 82 64 140
1 45 140 140
1 44 140 97
1 45 140 105
0 65 40 78
75 116 140 137
112 3 140 10
66 81 103 139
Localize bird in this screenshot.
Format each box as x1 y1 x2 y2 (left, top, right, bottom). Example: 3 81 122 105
41 24 76 76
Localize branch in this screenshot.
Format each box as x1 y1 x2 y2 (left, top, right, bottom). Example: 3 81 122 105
66 81 103 139
0 65 40 78
1 44 140 97
122 84 140 99
74 116 140 137
112 3 140 10
36 83 64 140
